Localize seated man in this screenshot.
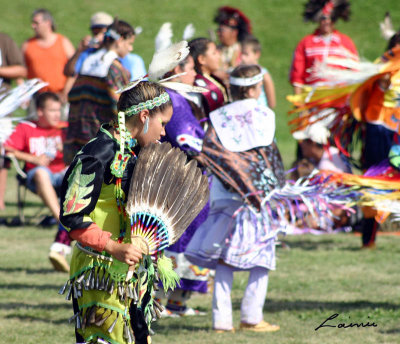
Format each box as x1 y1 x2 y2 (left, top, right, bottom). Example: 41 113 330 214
4 92 67 221
5 92 71 272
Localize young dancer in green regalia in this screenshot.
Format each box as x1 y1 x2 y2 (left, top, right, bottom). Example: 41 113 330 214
59 81 173 344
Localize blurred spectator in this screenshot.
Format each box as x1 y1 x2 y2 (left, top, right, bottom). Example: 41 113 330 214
294 123 351 173
120 49 146 81
4 92 71 271
64 11 114 77
63 19 133 164
22 8 75 106
240 35 276 109
0 32 27 90
289 0 358 95
214 6 252 76
65 11 146 83
0 32 27 210
4 92 67 220
189 37 228 115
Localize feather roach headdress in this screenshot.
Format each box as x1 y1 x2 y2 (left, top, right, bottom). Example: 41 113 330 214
303 0 351 23
126 142 209 255
116 40 207 95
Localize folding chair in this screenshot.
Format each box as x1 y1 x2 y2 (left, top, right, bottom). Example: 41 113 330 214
7 153 49 225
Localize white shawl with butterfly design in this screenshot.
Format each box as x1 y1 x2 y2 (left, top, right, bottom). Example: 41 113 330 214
210 98 275 152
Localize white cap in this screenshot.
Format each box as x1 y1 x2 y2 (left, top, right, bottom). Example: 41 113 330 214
90 12 113 29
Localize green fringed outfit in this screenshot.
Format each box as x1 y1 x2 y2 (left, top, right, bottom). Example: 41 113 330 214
59 124 163 344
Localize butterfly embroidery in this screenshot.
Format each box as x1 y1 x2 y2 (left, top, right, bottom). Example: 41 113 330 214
235 111 252 127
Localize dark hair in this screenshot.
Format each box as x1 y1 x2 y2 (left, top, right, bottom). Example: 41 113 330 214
230 64 262 101
32 8 56 31
162 55 192 79
214 6 252 41
103 18 135 45
118 81 172 119
388 32 400 50
290 158 316 180
35 92 60 109
303 0 351 23
241 35 261 54
188 37 213 74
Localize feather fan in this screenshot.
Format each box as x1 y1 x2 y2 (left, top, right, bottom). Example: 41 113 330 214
148 41 190 81
126 142 209 254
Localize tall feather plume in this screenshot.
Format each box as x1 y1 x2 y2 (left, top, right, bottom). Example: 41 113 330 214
126 142 209 254
380 12 396 41
154 22 173 52
148 41 190 81
182 23 195 41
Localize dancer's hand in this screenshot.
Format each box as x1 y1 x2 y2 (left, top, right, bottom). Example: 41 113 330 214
104 240 143 265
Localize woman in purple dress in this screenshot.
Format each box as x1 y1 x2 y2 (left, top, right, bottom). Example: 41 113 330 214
158 55 211 316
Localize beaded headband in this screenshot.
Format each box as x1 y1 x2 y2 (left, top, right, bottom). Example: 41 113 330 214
229 72 264 87
124 92 170 117
104 28 121 41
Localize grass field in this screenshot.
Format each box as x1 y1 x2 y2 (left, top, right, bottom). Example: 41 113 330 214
1 0 400 343
2 0 400 166
1 186 400 344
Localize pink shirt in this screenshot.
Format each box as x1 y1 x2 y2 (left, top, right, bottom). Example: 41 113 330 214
318 147 351 173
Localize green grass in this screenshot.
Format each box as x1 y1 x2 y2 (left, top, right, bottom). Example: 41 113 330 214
1 182 400 344
2 0 400 167
1 1 400 343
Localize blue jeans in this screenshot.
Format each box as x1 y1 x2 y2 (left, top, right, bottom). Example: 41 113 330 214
25 166 65 194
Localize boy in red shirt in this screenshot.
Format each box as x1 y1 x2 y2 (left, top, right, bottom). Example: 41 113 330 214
5 92 71 272
5 92 66 219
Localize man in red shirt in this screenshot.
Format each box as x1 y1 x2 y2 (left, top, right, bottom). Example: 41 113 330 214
289 0 358 95
5 92 66 221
